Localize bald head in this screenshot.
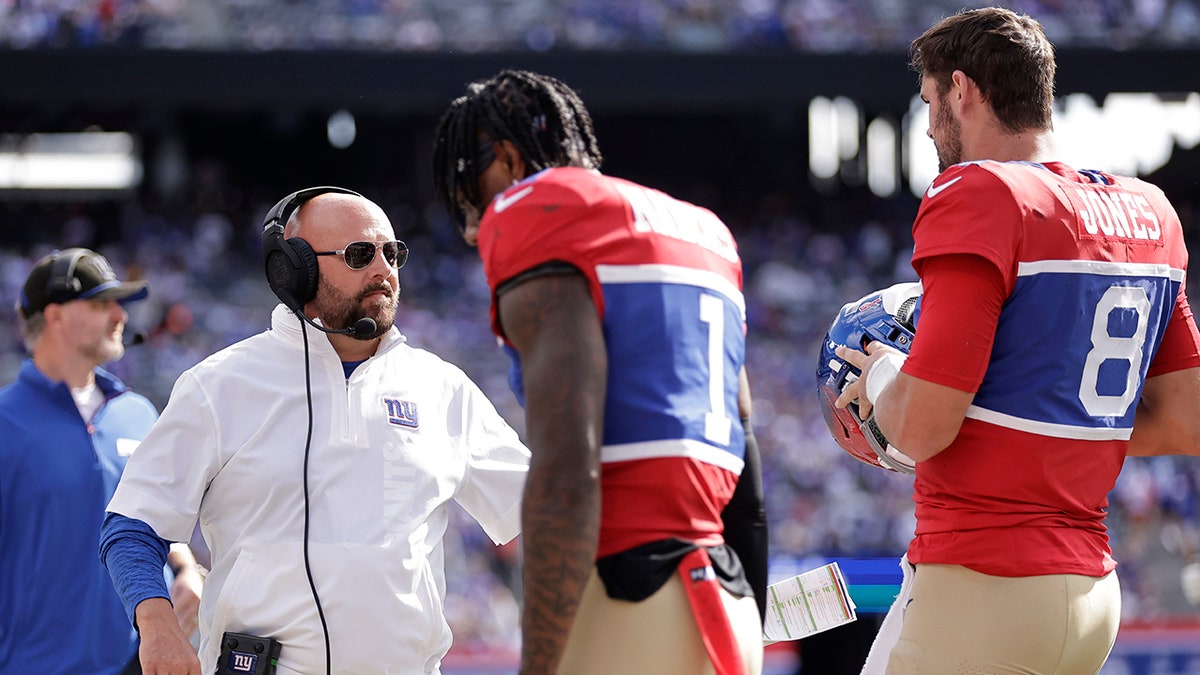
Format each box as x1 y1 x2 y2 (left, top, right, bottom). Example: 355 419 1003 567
285 192 394 245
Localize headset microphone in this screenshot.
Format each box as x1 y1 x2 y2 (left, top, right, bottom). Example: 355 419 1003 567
124 331 148 346
292 312 377 337
351 318 377 336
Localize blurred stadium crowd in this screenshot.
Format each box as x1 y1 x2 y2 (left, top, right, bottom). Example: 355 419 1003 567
1 0 1199 52
1 174 1198 651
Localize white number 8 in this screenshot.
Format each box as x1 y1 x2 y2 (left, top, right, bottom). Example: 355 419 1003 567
1079 285 1150 417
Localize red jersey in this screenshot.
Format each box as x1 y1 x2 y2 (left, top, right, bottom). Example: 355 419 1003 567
905 160 1200 576
477 167 748 558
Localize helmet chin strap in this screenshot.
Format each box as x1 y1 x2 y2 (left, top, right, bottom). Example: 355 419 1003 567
859 413 916 475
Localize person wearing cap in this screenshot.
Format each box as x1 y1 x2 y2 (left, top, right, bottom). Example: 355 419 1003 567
0 247 202 675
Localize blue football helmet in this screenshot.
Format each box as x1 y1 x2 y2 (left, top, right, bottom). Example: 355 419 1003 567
816 282 922 474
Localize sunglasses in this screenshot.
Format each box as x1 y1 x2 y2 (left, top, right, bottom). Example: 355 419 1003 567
313 240 408 270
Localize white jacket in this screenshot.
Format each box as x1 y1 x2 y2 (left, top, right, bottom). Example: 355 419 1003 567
108 305 530 674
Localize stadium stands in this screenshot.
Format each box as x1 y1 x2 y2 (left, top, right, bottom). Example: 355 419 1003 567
1 0 1198 52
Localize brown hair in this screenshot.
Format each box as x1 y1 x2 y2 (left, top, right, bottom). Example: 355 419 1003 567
910 7 1056 132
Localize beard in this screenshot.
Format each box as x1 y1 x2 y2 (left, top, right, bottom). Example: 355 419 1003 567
313 276 398 340
934 98 963 173
85 335 125 365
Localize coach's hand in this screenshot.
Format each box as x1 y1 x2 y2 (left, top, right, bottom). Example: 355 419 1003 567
170 564 204 640
134 597 202 675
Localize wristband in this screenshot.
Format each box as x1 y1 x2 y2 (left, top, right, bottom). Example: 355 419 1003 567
864 351 907 405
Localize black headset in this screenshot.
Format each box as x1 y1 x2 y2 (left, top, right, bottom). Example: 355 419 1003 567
45 248 88 303
261 186 363 312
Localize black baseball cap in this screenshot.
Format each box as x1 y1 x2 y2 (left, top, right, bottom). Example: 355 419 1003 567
19 248 149 317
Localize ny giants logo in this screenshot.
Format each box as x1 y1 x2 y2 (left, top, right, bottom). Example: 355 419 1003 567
385 398 419 428
228 652 257 672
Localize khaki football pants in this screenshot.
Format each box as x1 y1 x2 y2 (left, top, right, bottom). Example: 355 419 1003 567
558 569 764 675
886 563 1120 675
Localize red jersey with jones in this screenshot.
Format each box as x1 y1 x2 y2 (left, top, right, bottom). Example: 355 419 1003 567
905 160 1200 576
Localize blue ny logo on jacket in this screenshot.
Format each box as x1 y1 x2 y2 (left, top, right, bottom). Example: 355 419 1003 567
385 398 419 428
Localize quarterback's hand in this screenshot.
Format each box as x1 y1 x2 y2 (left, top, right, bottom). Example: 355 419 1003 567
834 341 905 419
134 598 202 675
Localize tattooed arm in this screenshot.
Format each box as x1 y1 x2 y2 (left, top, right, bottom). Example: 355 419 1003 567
498 270 606 675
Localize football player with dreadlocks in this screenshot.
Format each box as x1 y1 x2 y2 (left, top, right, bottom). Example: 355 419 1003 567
433 69 765 675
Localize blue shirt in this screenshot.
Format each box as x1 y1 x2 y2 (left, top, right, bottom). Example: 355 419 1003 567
0 359 157 675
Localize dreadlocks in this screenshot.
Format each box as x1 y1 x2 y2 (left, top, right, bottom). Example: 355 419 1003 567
432 69 604 224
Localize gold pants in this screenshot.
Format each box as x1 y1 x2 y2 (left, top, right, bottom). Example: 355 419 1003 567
887 564 1120 675
558 569 764 675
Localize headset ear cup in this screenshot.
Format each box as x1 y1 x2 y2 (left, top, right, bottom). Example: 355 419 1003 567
263 223 292 309
264 230 320 310
261 185 363 311
262 224 306 310
286 238 320 305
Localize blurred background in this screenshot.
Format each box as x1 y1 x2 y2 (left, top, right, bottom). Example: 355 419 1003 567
1 1 1199 673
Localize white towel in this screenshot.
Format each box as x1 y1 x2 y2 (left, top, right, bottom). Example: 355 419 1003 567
859 554 915 675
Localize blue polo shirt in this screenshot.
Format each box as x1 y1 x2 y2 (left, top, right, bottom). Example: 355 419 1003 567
0 359 157 674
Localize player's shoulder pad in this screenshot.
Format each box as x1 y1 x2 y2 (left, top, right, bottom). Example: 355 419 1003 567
923 160 1017 203
494 167 602 213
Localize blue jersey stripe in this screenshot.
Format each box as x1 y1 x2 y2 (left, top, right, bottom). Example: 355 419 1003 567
975 264 1178 435
600 279 746 460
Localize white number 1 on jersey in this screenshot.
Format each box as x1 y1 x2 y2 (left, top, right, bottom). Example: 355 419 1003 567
700 293 732 446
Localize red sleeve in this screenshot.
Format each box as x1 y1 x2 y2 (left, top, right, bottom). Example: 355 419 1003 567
911 163 1022 290
480 176 601 290
903 254 1006 393
477 171 616 339
1147 284 1200 377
